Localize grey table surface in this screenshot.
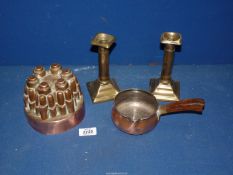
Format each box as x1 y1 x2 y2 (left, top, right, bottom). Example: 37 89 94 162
0 65 232 175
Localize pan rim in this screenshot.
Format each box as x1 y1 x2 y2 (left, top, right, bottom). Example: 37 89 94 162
113 88 158 122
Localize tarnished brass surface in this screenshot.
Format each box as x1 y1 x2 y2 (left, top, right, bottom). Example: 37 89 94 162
87 33 120 103
150 78 180 101
150 32 182 101
87 79 119 103
91 33 115 49
160 32 182 45
24 64 85 134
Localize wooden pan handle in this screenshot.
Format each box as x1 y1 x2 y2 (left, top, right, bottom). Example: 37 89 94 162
159 98 205 116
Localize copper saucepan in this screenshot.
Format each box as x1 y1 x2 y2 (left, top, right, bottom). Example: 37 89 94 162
112 89 205 135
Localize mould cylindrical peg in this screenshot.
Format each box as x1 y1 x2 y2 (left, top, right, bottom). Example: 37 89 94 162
26 76 38 88
39 106 48 120
65 89 75 113
29 102 36 112
47 94 55 107
35 95 40 115
70 80 77 93
59 106 66 115
50 63 62 75
33 66 46 78
57 92 66 115
57 92 65 105
28 90 37 111
56 78 68 91
66 100 75 113
24 95 29 108
61 69 73 79
47 94 57 118
25 76 38 111
49 108 57 118
77 83 82 97
39 95 47 106
28 89 36 102
37 82 51 95
64 89 72 100
61 69 79 95
39 95 48 120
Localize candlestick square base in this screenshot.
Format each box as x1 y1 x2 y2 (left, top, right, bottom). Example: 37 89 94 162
149 78 180 102
87 79 120 103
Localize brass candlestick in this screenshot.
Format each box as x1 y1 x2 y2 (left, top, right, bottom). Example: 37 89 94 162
150 32 182 101
87 33 120 103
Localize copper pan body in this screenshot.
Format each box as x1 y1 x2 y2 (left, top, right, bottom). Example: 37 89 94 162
112 89 205 135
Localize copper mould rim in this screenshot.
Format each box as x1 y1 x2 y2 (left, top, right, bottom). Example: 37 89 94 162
113 88 159 122
25 102 85 135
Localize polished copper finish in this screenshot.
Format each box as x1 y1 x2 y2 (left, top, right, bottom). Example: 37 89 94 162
87 33 120 103
112 89 205 135
150 32 182 101
24 63 85 135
